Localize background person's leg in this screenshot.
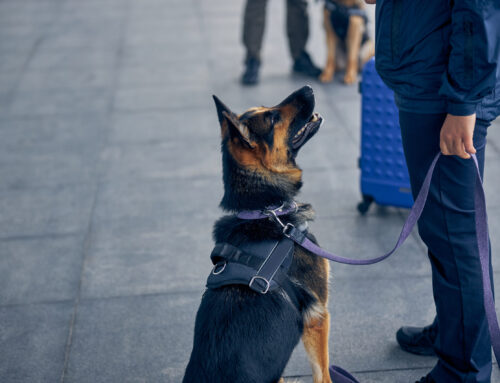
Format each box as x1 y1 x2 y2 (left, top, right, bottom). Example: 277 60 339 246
241 0 267 84
286 0 321 78
286 0 308 60
242 0 267 61
399 111 492 383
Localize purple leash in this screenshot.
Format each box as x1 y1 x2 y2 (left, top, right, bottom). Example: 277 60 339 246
237 152 500 381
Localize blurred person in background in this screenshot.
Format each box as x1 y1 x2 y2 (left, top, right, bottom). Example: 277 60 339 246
368 0 500 382
241 0 322 85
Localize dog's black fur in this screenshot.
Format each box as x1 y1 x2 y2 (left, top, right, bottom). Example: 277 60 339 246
183 86 330 383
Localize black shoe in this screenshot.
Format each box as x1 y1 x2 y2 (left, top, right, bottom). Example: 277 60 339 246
241 57 260 85
292 51 322 79
415 374 435 383
396 322 437 356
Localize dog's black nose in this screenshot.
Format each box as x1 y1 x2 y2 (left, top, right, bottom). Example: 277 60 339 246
277 85 315 113
297 85 314 103
300 85 314 95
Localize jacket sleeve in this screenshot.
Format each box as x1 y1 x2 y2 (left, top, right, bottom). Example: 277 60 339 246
439 0 500 116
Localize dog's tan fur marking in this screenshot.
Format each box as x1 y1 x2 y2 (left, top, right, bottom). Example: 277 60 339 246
344 14 365 84
320 8 338 83
303 311 332 383
335 0 362 6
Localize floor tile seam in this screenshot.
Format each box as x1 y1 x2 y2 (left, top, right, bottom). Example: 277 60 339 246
0 111 109 122
110 106 213 116
97 172 222 185
112 103 210 115
78 289 204 304
314 211 408 221
0 298 75 310
59 181 100 383
0 42 126 54
283 365 434 379
60 1 131 380
106 136 221 147
106 0 129 116
114 79 212 89
113 81 211 92
329 272 433 283
0 181 97 194
4 107 112 119
0 230 82 243
12 85 113 93
5 0 66 105
330 269 500 283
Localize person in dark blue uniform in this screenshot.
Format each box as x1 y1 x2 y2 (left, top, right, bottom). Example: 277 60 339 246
367 0 500 382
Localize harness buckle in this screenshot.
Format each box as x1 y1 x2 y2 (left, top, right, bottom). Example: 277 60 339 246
249 275 270 294
212 262 227 275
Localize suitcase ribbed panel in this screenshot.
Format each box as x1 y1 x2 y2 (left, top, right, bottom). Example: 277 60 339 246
359 59 413 208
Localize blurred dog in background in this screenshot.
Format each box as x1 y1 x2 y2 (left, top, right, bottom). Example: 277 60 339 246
320 0 375 84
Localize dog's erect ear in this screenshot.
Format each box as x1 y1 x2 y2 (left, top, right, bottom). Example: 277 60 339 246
221 111 254 148
213 95 254 148
213 95 232 126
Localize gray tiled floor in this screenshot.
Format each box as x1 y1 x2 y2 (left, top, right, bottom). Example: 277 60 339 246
1 0 500 382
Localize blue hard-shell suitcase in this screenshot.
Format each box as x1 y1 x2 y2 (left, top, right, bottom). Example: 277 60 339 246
357 59 413 214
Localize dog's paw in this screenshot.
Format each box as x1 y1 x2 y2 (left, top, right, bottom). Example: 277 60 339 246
343 69 357 85
319 70 334 83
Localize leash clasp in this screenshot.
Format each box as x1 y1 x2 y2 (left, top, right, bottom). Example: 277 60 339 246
263 201 298 228
282 223 295 238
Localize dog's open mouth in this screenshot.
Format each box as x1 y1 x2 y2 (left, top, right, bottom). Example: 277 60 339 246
291 113 323 150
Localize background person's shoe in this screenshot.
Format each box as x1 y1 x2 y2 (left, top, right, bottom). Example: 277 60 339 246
292 51 322 79
396 323 437 356
415 374 436 383
241 58 260 85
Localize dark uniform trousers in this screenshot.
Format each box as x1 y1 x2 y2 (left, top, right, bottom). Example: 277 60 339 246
242 0 309 61
399 111 493 383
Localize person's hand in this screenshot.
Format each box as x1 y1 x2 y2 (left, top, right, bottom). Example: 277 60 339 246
365 0 376 4
440 113 476 159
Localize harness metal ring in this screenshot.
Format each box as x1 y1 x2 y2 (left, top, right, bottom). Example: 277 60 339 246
212 262 227 275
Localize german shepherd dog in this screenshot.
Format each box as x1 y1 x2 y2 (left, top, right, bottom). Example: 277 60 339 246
319 0 375 84
183 86 332 383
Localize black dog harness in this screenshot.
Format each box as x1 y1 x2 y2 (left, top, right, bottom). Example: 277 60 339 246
207 238 294 294
325 0 369 44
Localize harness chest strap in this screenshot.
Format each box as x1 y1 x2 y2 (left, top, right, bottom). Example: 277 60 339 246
207 237 296 295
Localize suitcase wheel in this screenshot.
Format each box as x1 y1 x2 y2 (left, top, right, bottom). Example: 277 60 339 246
357 195 374 215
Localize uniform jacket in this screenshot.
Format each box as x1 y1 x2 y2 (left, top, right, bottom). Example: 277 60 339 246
374 0 500 122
